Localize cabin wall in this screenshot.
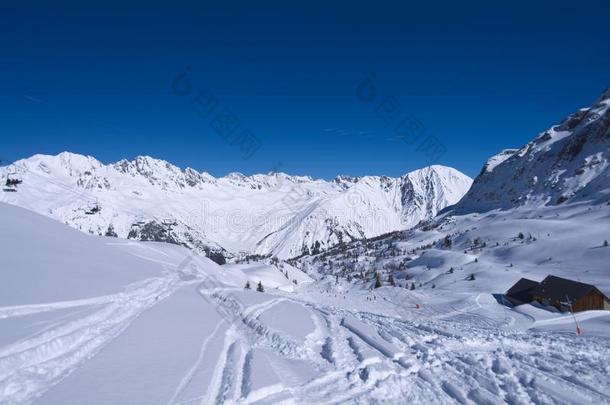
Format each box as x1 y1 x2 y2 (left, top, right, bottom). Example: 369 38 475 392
573 290 604 312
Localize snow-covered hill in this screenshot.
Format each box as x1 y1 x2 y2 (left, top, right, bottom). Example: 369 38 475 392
454 87 610 213
2 198 609 404
0 153 471 260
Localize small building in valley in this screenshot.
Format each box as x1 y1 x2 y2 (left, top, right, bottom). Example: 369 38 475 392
505 278 539 306
505 275 610 312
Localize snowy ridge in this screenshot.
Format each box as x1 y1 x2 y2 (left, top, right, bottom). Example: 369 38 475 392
0 153 472 259
454 88 610 213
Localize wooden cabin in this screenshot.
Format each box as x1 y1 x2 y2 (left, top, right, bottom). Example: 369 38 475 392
505 278 539 306
505 275 610 312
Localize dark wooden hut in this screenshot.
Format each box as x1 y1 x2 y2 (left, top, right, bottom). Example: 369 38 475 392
505 278 539 306
505 275 610 312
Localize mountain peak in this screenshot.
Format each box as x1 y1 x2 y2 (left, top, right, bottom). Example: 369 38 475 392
454 87 610 213
1 151 472 259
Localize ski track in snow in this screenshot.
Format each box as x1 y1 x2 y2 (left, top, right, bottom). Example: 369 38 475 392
175 286 609 404
0 275 182 404
1 277 609 405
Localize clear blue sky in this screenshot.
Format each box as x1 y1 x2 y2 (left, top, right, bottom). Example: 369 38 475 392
1 1 609 179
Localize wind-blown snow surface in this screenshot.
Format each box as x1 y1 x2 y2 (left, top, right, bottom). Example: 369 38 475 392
0 153 471 259
2 201 609 405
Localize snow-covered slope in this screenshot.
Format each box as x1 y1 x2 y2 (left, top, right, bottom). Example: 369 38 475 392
2 202 608 405
0 202 164 306
0 201 312 404
0 153 471 259
454 87 610 213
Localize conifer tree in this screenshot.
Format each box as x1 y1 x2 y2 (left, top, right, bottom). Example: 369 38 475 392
374 272 382 289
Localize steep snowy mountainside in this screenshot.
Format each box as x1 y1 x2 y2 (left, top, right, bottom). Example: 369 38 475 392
257 165 473 259
399 165 471 225
296 202 610 299
0 153 472 259
453 87 610 213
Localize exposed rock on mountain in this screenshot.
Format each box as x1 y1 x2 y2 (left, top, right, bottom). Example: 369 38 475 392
454 88 610 213
0 152 471 259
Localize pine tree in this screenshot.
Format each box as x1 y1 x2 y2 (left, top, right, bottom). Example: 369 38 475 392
244 281 251 289
257 281 264 292
410 282 415 290
388 273 396 287
604 240 609 247
374 272 382 289
443 235 452 248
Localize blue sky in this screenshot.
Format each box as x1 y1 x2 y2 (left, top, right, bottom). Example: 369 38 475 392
1 1 609 179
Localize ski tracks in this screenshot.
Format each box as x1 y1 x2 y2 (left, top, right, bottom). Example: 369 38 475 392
256 295 610 405
188 292 305 405
5 279 607 405
0 275 180 405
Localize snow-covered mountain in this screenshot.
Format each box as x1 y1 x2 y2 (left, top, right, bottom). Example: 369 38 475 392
453 87 610 213
0 153 472 260
2 91 610 405
292 89 610 327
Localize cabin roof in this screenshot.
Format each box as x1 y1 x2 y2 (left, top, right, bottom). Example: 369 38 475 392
506 278 539 296
531 275 598 303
